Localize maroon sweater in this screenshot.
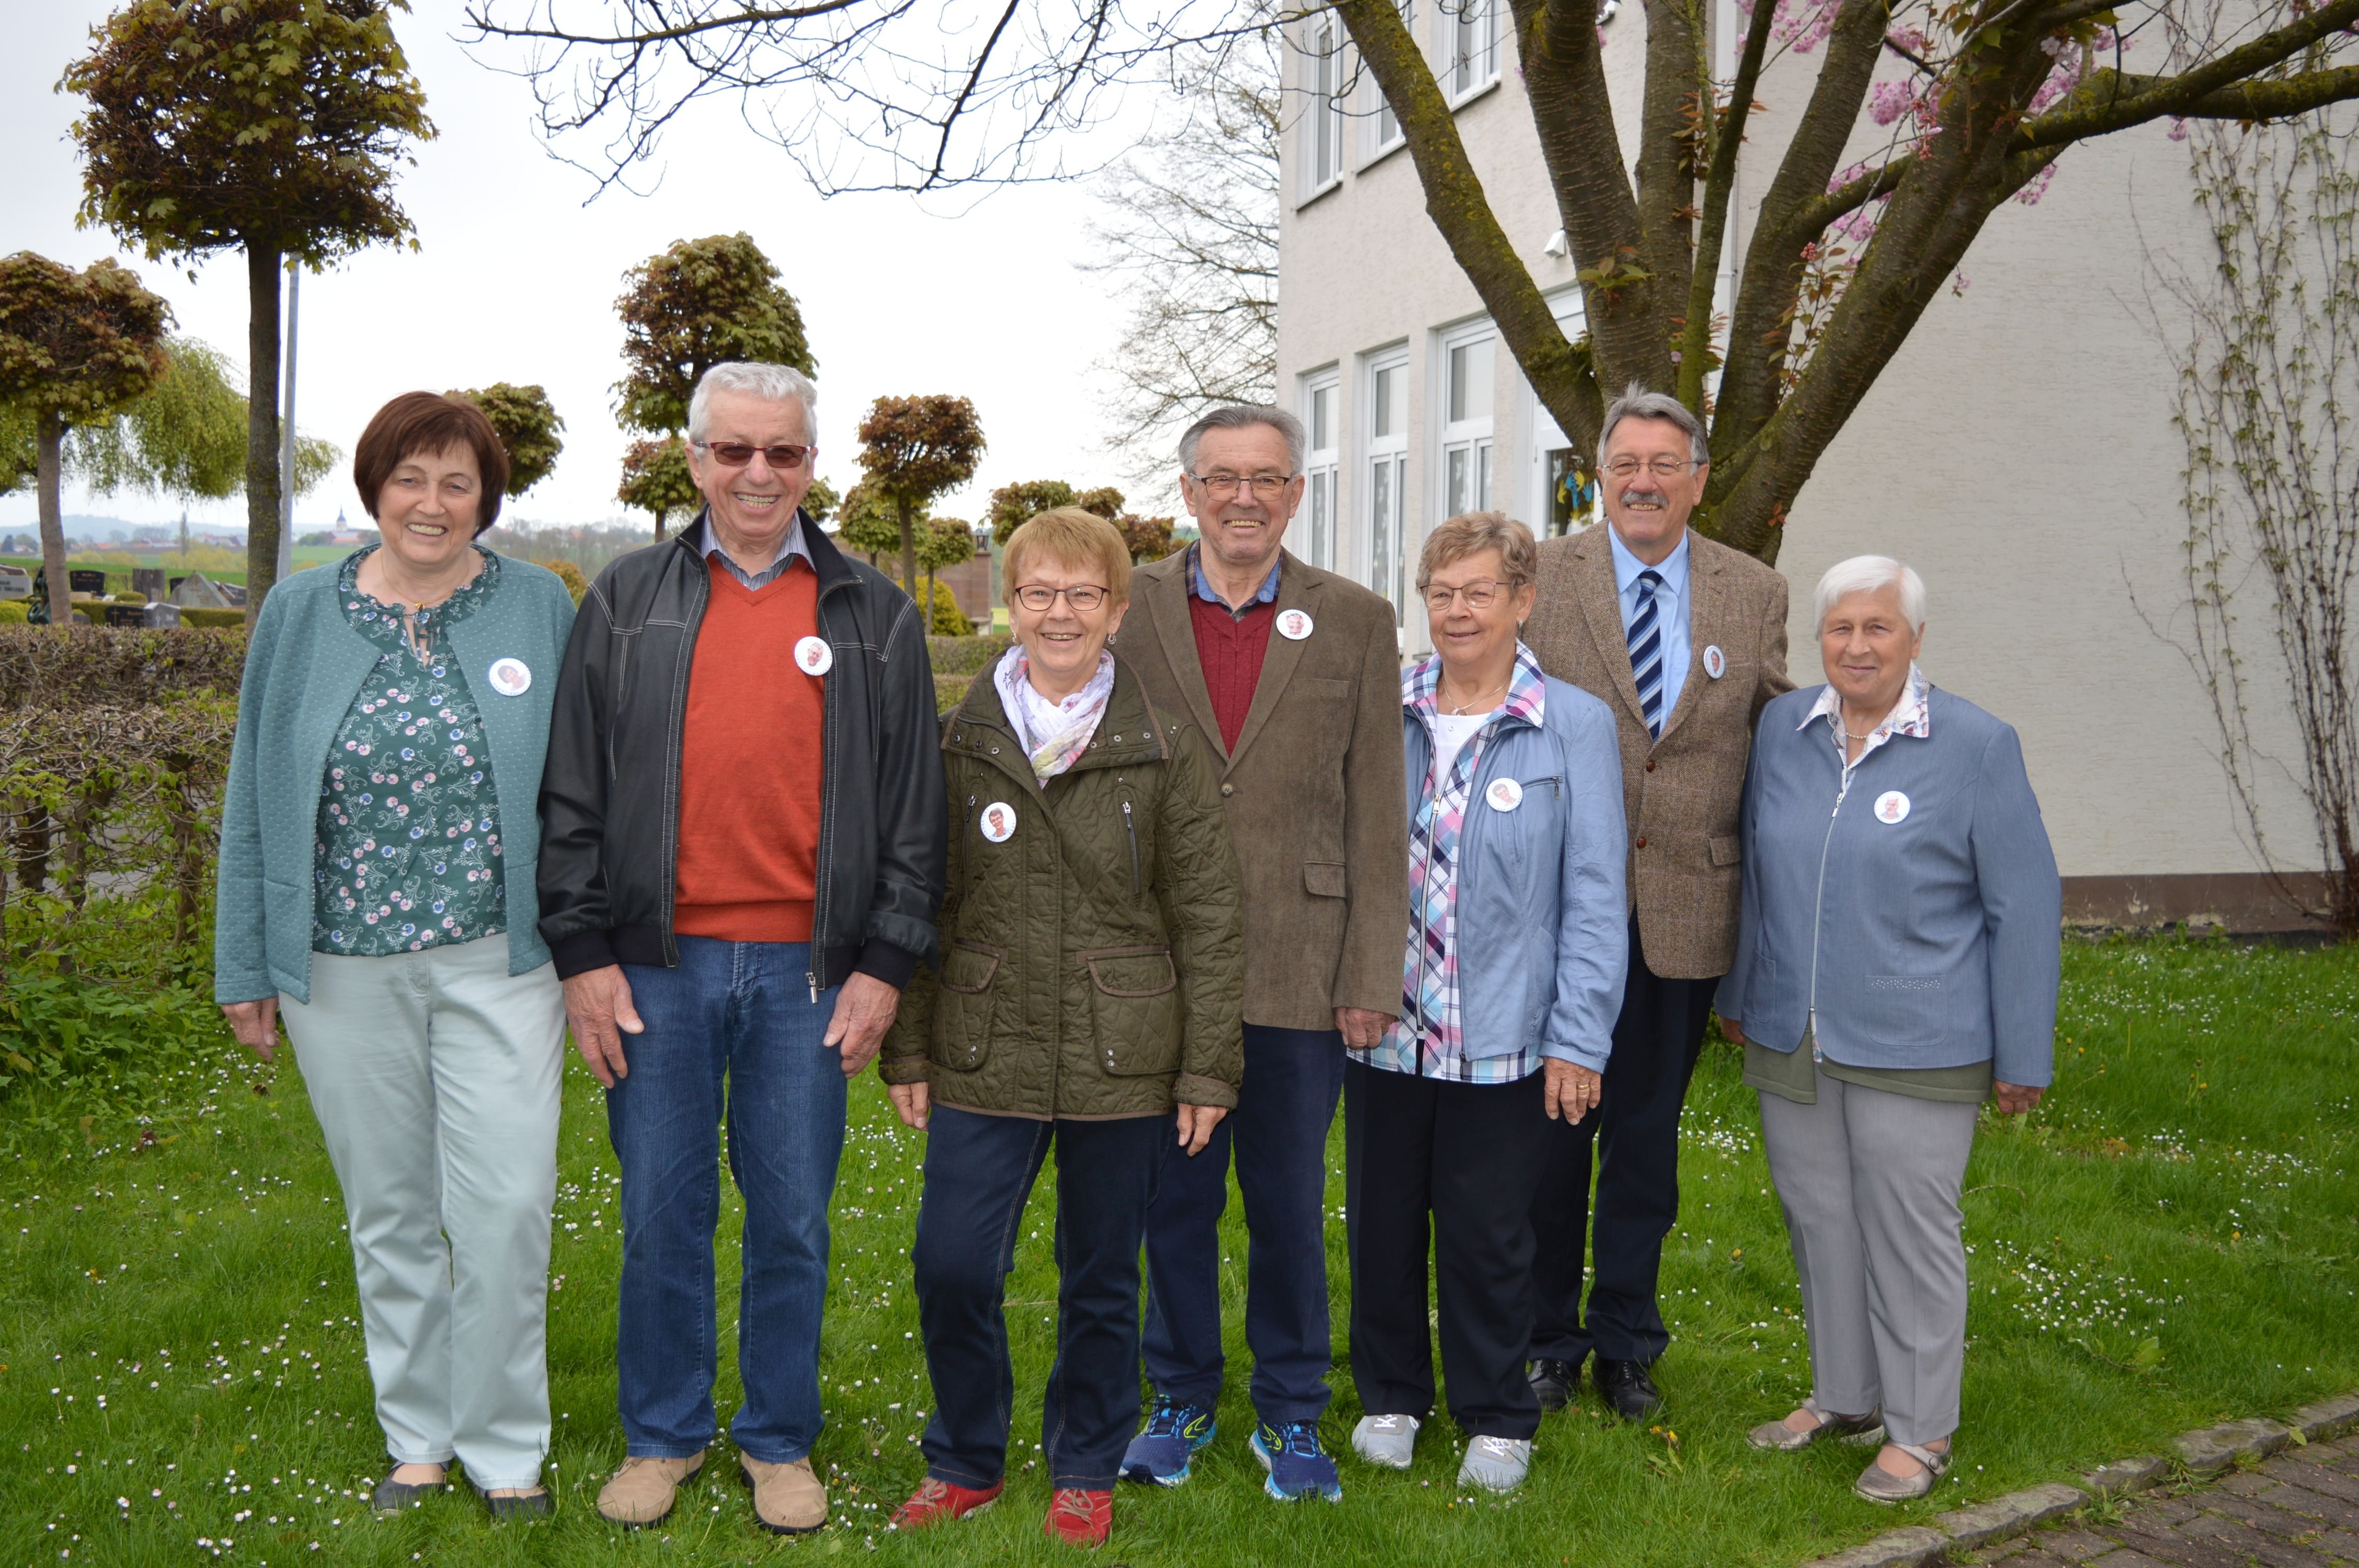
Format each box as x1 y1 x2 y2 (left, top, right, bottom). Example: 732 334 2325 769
1187 593 1276 752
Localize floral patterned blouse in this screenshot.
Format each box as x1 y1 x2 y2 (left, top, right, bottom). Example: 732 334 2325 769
311 547 508 957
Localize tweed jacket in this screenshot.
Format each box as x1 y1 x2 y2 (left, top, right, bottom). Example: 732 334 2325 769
1522 525 1792 979
1115 547 1410 1030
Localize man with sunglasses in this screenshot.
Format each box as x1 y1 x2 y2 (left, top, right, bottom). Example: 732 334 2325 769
1518 384 1791 1424
1112 405 1407 1503
537 361 947 1536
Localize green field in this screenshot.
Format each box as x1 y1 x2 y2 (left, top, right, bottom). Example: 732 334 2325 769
2 548 345 594
2 935 2353 1565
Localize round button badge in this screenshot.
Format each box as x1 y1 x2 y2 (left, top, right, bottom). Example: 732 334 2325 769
485 658 532 698
1275 607 1314 641
794 636 833 676
1486 777 1525 812
979 802 1017 843
1703 644 1727 680
1874 790 1911 824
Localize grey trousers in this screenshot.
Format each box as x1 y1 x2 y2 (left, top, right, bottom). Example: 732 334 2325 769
280 935 566 1488
1756 1065 1978 1446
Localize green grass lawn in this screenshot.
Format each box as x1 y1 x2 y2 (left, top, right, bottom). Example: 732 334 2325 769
3 935 2354 1566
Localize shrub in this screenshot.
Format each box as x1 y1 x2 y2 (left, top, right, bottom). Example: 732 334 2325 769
113 591 146 605
0 625 248 707
178 607 244 630
926 633 1012 676
0 602 26 625
921 579 973 636
542 558 588 605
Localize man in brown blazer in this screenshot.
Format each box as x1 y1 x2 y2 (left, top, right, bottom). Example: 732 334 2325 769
1520 385 1791 1422
1113 405 1408 1502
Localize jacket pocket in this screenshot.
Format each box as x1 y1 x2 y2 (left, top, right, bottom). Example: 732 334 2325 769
1710 835 1743 867
1079 944 1182 1077
1303 861 1347 898
931 938 1003 1071
1861 974 1945 1049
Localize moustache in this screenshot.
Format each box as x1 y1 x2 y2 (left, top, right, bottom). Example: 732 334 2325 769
1618 486 1667 506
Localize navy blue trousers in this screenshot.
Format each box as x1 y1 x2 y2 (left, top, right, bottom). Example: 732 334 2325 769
1140 1023 1345 1424
912 1106 1164 1491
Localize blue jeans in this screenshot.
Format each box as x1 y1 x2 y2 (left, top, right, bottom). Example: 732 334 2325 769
912 1107 1164 1491
608 937 846 1462
1140 1023 1345 1424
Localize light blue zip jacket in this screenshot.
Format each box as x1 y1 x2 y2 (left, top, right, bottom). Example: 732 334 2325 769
1716 684 2061 1087
1401 673 1630 1071
214 551 577 1005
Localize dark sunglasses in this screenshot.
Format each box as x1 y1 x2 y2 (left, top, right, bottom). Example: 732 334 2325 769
695 441 814 470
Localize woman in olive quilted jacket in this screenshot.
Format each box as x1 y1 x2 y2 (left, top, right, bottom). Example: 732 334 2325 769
879 508 1244 1548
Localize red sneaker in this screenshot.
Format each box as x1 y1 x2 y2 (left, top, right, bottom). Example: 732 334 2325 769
888 1475 1004 1530
1043 1486 1112 1547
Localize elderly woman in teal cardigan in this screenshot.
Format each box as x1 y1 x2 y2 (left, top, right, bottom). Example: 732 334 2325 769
214 393 577 1520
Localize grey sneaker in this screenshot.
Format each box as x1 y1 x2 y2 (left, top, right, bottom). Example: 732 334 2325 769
1458 1435 1532 1492
1350 1413 1419 1469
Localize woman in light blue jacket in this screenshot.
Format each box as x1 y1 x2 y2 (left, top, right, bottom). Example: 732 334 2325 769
1719 554 2059 1503
215 393 577 1520
1343 511 1627 1496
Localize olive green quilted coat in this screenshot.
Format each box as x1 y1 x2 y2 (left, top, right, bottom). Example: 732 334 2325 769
879 658 1244 1119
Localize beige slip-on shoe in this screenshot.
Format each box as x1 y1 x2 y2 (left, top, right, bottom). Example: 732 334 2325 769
1853 1440 1951 1503
596 1451 705 1527
1746 1398 1886 1452
740 1454 828 1535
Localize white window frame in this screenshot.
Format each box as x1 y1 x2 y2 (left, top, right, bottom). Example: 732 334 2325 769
1524 291 1595 535
1299 367 1342 571
1301 16 1347 199
1437 322 1496 525
1438 0 1501 103
1364 346 1413 637
1368 0 1415 159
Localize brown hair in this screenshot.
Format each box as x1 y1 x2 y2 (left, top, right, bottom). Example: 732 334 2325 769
1418 510 1538 589
353 392 510 536
1003 508 1133 605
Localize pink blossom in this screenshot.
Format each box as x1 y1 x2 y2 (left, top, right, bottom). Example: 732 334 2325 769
2013 162 2059 205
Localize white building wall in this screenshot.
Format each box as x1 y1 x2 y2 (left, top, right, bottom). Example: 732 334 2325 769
1276 1 2322 906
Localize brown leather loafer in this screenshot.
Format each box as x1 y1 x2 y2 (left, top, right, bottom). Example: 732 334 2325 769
740 1455 828 1535
596 1451 705 1527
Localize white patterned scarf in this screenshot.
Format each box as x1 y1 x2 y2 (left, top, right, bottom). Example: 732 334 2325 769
993 645 1116 781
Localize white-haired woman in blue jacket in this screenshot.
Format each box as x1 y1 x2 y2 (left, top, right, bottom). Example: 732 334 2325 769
1343 511 1628 1496
1719 554 2060 1503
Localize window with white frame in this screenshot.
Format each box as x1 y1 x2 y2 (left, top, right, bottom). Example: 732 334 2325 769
1300 370 1341 571
1303 16 1347 195
1439 326 1495 521
1440 0 1499 100
1370 0 1415 156
1365 349 1412 634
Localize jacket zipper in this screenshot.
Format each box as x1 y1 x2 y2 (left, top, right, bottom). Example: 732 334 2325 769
805 575 857 1000
1121 798 1140 900
659 538 708 969
1805 743 1860 1053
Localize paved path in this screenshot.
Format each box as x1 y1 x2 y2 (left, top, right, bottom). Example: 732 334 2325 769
1973 1433 2359 1567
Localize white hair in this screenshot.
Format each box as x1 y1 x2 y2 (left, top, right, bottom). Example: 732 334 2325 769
687 362 817 443
1814 554 1927 632
1177 404 1306 476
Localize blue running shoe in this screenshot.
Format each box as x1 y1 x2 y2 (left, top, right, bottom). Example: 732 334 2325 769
1120 1397 1217 1486
1250 1420 1343 1502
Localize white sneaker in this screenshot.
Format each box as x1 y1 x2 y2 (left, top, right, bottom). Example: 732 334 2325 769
1350 1413 1419 1469
1458 1435 1532 1492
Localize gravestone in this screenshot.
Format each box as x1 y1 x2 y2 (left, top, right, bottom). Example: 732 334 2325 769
132 568 166 600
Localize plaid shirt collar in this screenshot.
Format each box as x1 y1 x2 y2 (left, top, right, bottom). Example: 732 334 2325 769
1802 662 1931 772
1404 641 1549 740
1186 540 1281 615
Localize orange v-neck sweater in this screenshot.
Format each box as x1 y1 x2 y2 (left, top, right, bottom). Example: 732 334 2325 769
672 557 826 942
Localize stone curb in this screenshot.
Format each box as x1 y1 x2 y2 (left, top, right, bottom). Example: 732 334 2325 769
1795 1389 2358 1567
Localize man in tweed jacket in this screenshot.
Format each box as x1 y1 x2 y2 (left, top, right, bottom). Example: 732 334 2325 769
1520 386 1792 1422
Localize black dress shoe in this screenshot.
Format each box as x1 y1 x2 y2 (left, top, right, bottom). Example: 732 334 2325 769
1527 1357 1582 1414
1594 1358 1663 1422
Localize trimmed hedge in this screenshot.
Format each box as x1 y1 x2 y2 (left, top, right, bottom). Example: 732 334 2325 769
925 633 1012 676
177 608 245 630
0 626 248 708
0 602 26 625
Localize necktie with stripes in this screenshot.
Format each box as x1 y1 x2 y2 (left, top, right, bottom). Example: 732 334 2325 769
1629 568 1665 738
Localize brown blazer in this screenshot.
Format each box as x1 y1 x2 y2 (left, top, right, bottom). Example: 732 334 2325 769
1523 526 1792 980
1116 548 1410 1031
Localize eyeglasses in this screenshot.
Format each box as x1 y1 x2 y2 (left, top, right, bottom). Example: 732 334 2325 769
1013 583 1110 612
695 441 814 470
1418 579 1519 612
1602 456 1700 479
1188 472 1296 498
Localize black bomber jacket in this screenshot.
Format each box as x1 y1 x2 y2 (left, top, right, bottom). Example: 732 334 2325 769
535 509 947 993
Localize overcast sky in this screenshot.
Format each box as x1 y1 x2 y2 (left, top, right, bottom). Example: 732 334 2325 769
2 1 1167 536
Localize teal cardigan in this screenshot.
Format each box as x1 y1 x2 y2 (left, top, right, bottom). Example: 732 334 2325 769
214 551 578 1005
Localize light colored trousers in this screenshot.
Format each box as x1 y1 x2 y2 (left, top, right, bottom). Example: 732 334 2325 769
280 935 566 1488
1756 1065 1979 1446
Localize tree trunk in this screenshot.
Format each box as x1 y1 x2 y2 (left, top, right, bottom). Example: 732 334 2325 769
245 244 284 625
897 498 919 599
35 408 73 633
925 563 938 629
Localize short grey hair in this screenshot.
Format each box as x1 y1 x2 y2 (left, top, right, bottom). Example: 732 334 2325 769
687 362 818 444
1814 554 1927 632
1597 382 1708 466
1419 510 1537 588
1177 405 1306 477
